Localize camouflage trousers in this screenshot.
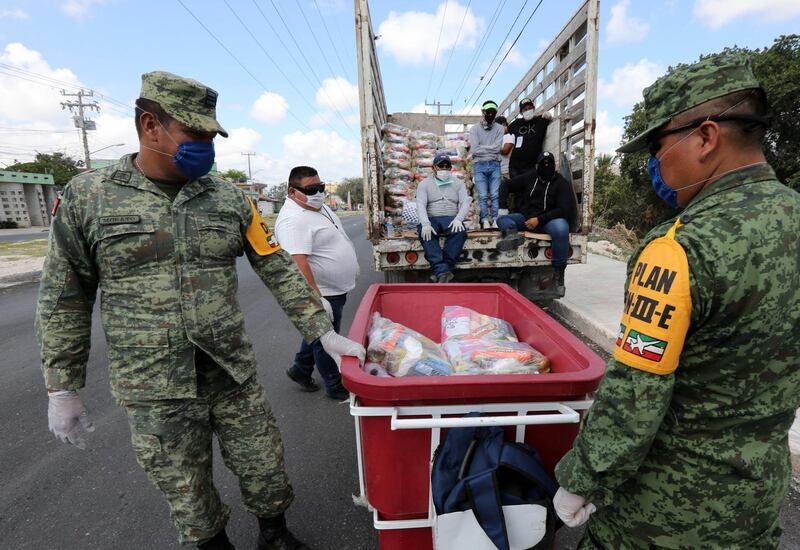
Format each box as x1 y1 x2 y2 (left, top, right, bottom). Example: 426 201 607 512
122 373 293 545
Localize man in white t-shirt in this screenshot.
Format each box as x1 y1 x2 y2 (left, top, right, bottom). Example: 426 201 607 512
274 166 360 401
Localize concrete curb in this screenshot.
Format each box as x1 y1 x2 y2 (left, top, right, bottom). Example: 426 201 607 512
549 298 616 353
0 270 41 288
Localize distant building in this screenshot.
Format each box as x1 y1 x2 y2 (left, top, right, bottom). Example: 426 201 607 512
0 170 58 227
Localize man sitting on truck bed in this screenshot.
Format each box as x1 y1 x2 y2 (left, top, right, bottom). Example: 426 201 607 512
416 153 471 283
495 152 577 297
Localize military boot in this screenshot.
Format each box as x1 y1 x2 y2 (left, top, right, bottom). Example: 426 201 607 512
198 529 235 550
257 514 310 550
553 265 566 298
496 226 525 252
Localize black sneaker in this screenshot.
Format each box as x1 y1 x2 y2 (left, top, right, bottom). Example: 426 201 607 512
496 229 525 252
257 515 309 550
198 529 235 549
325 384 350 401
285 367 320 392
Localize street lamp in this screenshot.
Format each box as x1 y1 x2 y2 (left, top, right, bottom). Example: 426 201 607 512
89 143 125 156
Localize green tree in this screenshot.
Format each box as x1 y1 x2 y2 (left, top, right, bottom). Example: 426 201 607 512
335 176 364 207
6 152 80 185
268 182 287 202
221 169 248 183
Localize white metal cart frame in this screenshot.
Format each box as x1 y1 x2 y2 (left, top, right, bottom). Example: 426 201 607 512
349 395 594 536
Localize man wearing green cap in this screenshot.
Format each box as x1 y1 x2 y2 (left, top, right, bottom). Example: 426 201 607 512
35 70 366 550
551 52 800 548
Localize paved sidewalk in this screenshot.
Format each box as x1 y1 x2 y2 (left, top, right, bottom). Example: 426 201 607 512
551 253 627 353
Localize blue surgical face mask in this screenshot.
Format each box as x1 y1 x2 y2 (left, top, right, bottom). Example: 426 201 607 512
172 141 215 180
647 156 680 209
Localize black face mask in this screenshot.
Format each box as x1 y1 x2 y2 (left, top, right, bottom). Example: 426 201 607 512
538 161 555 180
483 112 496 125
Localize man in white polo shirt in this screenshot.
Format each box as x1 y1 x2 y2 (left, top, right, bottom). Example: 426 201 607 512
274 166 360 401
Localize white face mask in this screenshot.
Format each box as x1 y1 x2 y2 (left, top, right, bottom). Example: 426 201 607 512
304 191 325 209
522 110 535 121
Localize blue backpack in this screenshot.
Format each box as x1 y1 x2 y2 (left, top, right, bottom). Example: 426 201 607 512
431 414 559 550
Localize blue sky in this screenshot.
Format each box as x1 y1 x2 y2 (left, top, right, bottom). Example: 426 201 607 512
0 0 797 184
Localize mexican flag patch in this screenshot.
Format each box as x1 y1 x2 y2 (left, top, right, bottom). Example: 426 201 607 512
622 329 667 362
616 324 626 347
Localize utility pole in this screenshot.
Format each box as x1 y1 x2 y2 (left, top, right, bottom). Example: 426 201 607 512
60 89 99 170
425 99 453 115
241 152 256 182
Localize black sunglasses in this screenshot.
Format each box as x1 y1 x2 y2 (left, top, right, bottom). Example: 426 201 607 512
434 162 452 170
646 114 770 156
291 183 326 195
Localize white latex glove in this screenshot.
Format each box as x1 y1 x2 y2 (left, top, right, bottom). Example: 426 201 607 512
420 225 436 241
320 330 366 367
540 110 554 121
320 296 334 322
48 390 95 450
448 219 465 233
553 487 596 527
497 208 509 218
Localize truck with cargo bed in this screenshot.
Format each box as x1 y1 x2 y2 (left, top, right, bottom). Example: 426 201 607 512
354 0 600 300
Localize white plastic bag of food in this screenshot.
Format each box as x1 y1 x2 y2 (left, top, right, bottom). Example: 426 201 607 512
441 306 518 342
367 313 452 377
441 337 550 375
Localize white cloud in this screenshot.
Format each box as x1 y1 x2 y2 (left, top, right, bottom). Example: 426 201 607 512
315 77 358 111
693 0 800 28
0 9 29 19
410 102 433 114
502 41 526 67
377 2 483 65
599 58 662 108
250 92 288 125
309 111 334 128
606 0 650 44
0 43 135 166
595 111 623 154
61 0 106 19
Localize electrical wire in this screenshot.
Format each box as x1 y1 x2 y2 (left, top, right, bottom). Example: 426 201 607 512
432 0 471 104
425 0 449 102
311 0 354 81
462 0 530 109
468 0 545 112
449 0 509 106
176 0 313 131
293 0 357 130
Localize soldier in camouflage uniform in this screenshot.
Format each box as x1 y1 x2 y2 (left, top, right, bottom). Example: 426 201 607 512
552 53 800 548
35 71 366 550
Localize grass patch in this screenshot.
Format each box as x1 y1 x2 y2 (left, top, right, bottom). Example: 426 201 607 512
0 239 49 258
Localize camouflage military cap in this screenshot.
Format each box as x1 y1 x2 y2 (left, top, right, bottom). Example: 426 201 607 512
617 52 762 153
139 71 228 137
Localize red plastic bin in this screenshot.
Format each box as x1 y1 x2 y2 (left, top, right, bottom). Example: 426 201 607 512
341 283 605 549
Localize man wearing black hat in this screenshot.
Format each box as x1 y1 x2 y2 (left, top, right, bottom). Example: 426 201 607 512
504 97 552 179
495 152 576 296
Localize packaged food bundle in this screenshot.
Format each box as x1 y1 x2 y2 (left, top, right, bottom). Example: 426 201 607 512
413 150 437 160
382 142 411 155
384 151 411 161
382 122 411 138
441 306 518 342
386 180 414 196
367 313 453 377
414 157 434 168
383 157 412 170
410 129 438 141
384 167 413 181
441 337 550 375
384 194 408 209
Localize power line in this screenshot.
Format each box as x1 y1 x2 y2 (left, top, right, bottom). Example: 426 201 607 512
432 0 472 105
463 0 531 109
425 0 449 102
468 0 546 113
450 0 510 105
176 0 313 132
293 0 357 126
311 0 353 81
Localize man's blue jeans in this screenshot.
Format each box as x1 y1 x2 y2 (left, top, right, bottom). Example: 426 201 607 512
418 215 468 277
473 160 501 221
292 293 346 391
496 214 570 267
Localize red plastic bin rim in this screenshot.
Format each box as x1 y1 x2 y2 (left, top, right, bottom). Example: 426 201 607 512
343 283 606 402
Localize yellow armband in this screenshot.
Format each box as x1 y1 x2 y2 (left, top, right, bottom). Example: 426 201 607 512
613 218 692 375
245 200 281 256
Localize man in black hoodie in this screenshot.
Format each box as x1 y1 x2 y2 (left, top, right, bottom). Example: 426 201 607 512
495 152 576 296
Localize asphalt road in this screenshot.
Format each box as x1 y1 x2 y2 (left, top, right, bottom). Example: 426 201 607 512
0 229 50 242
1 215 798 550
